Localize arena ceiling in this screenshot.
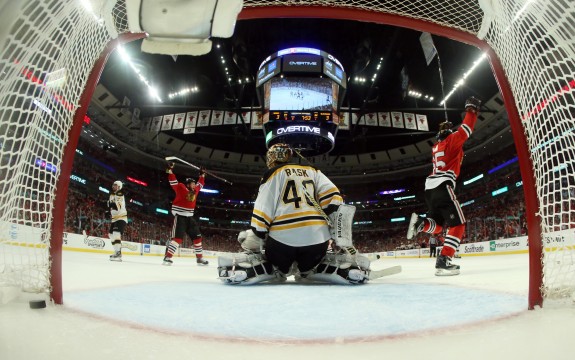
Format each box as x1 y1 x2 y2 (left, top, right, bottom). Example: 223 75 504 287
94 17 503 160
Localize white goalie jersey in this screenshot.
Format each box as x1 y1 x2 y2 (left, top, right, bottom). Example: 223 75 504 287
250 163 344 247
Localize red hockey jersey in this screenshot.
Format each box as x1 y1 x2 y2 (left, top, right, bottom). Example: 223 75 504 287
168 173 204 216
425 111 478 190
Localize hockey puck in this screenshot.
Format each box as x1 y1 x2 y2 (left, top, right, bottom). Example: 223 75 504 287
29 300 46 309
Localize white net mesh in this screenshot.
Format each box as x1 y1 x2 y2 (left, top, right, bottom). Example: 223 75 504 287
0 0 126 297
478 1 575 302
1 0 574 305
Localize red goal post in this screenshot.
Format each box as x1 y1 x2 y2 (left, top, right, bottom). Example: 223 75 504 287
0 0 573 309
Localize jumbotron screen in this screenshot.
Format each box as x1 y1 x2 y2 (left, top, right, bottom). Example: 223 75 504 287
263 77 339 123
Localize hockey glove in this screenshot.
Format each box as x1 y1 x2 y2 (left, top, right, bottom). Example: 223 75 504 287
199 167 206 177
108 200 118 210
465 96 481 113
238 229 265 253
166 161 175 174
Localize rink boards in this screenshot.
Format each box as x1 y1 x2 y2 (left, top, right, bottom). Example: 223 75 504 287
4 221 575 260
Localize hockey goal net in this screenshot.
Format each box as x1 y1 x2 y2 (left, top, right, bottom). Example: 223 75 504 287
0 0 574 308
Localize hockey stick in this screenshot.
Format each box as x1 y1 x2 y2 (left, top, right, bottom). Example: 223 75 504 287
165 156 233 185
368 265 402 280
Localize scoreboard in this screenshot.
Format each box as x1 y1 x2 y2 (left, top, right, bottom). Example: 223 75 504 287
256 47 347 156
269 110 333 122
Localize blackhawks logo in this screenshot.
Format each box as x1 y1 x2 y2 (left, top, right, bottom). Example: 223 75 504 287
186 192 197 202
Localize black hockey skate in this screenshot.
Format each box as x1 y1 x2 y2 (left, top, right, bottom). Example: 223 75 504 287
162 257 173 266
435 255 460 276
196 257 209 266
109 252 122 262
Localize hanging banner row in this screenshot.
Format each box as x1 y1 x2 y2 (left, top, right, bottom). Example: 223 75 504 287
139 110 430 134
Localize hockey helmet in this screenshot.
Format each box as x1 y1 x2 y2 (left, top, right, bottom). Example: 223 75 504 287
436 121 453 141
184 178 196 186
266 143 293 168
112 180 123 190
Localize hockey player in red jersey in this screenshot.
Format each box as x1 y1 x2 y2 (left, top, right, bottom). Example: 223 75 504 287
407 97 481 276
163 161 208 266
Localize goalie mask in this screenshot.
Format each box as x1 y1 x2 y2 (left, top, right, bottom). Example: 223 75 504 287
436 121 453 141
266 143 293 168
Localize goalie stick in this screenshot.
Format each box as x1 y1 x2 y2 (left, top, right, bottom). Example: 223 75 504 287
368 265 402 280
165 156 233 185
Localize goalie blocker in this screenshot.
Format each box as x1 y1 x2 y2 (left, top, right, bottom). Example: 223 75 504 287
328 204 356 251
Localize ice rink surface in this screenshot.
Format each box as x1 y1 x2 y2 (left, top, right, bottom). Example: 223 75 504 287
1 251 574 360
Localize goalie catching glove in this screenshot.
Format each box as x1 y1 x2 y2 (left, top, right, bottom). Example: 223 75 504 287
465 96 481 113
237 229 266 253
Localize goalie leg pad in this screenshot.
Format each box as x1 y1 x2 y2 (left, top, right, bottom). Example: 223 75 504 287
217 253 276 285
302 253 370 285
328 204 356 248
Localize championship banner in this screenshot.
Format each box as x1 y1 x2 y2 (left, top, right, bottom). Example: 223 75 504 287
416 114 429 131
404 113 417 130
184 111 198 129
121 96 131 115
224 111 237 125
161 114 174 130
365 112 378 126
211 110 223 126
420 32 437 66
339 112 350 130
172 113 186 129
131 107 141 126
140 117 151 132
351 112 360 125
197 110 211 127
184 112 197 134
251 111 264 130
391 112 404 128
151 116 162 132
378 112 391 127
239 111 251 126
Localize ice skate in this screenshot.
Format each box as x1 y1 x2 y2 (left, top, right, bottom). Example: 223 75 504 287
196 257 209 266
109 252 122 262
435 255 460 276
407 213 424 240
162 257 173 266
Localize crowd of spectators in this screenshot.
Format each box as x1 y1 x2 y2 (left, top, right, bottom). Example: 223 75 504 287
60 137 530 254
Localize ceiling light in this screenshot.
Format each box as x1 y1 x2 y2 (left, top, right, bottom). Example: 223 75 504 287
439 53 487 105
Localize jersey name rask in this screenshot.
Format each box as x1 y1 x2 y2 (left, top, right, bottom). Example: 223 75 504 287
283 167 309 177
251 163 343 247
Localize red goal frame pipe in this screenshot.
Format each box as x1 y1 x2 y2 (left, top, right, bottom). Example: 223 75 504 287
49 33 145 305
239 6 543 308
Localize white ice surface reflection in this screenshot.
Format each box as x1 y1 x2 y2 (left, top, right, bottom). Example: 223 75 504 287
1 251 574 360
